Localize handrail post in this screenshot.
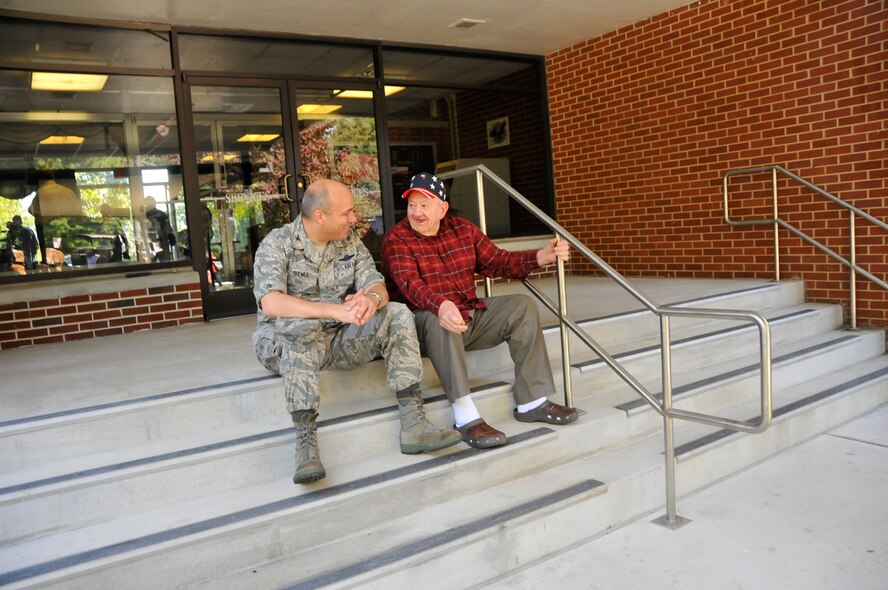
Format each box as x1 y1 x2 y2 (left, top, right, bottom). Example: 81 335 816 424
475 169 493 298
849 208 857 330
555 234 573 408
653 315 690 528
771 167 780 282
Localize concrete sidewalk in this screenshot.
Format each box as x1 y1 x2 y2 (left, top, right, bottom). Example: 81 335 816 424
488 405 888 590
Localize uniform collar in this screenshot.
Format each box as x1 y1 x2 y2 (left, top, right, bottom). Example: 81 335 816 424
294 215 343 264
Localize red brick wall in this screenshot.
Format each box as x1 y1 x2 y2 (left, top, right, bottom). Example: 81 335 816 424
546 0 887 326
0 283 204 350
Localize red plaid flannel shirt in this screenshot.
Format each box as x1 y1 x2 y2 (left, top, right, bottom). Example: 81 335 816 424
382 216 539 321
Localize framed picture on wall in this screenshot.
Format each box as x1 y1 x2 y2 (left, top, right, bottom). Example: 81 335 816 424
486 116 510 149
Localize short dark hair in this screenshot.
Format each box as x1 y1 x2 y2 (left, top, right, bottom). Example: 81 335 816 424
301 182 330 217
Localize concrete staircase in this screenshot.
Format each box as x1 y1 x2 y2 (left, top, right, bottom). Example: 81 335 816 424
1 278 886 589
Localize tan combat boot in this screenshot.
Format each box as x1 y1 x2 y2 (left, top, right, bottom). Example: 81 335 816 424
397 390 463 454
291 410 326 484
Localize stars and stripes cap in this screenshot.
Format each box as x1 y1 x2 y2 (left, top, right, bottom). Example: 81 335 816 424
401 172 447 201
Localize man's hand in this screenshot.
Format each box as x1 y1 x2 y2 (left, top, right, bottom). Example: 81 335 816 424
437 300 468 334
536 236 570 267
342 288 379 326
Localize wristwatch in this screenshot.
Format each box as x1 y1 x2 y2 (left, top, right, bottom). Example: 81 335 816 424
366 290 383 309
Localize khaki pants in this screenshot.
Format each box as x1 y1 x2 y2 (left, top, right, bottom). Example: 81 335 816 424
414 294 555 405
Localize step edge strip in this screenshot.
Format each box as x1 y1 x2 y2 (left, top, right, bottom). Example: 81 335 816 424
674 364 888 457
615 333 860 413
574 308 817 371
0 427 556 586
0 375 278 431
283 478 606 590
0 382 511 497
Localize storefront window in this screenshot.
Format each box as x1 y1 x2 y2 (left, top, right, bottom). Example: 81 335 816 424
382 49 549 238
382 49 538 88
0 71 185 278
178 34 374 78
0 18 171 70
386 85 550 238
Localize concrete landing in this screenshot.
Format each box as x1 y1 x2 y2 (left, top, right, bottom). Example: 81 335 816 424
487 405 888 590
0 277 772 420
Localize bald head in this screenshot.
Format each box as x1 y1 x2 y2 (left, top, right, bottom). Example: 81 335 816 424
302 179 341 217
301 179 357 243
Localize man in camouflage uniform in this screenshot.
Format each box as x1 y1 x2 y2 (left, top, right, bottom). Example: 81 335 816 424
252 179 461 484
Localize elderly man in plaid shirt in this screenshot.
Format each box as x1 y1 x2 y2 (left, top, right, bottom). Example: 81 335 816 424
381 173 578 449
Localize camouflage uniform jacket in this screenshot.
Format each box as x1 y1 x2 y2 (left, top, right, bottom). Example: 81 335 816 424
252 215 384 345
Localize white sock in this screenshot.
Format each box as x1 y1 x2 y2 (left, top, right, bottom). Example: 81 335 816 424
516 396 548 414
453 395 482 427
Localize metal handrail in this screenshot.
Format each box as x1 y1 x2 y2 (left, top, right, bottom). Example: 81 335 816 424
724 165 888 329
437 165 773 527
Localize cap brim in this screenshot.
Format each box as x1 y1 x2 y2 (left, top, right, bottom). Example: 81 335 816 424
401 188 441 200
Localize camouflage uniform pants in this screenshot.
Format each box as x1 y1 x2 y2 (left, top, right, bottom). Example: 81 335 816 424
254 302 422 413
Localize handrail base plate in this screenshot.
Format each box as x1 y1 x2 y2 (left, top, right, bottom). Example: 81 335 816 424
652 514 692 529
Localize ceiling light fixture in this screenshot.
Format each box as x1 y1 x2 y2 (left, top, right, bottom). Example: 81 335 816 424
31 72 109 92
449 18 486 29
297 104 343 115
39 136 85 145
236 134 280 142
332 86 405 99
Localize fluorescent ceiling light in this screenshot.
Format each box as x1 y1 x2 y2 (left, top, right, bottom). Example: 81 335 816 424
297 104 343 115
200 153 242 163
236 134 280 142
450 18 486 29
333 86 405 99
31 72 109 92
39 135 85 145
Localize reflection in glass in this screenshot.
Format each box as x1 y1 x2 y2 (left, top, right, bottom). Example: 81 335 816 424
385 85 550 238
382 49 537 88
294 90 382 259
179 34 374 78
191 86 292 292
0 71 185 277
0 18 171 70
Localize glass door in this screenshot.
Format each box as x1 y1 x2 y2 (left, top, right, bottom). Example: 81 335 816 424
184 79 385 318
186 81 298 318
289 83 385 259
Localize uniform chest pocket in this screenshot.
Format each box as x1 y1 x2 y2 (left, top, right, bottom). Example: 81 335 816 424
332 258 355 284
287 261 319 299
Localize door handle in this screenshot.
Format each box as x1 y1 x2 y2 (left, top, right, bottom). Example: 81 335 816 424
282 173 294 202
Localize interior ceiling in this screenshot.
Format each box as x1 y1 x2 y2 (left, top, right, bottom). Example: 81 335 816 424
0 0 695 56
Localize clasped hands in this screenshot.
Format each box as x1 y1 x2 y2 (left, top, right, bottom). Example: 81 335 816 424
339 288 380 326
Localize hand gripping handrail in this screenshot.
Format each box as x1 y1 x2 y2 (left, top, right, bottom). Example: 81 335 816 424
437 164 773 527
724 165 888 329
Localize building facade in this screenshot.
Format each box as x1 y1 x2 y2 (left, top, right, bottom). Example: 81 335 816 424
2 0 884 351
0 12 554 348
548 0 886 327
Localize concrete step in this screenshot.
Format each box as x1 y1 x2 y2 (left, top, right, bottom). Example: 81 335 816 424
0 280 806 473
0 426 566 589
1 278 883 590
3 356 882 583
180 356 888 590
476 279 805 380
567 303 844 393
609 327 885 414
0 380 504 546
3 323 881 547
